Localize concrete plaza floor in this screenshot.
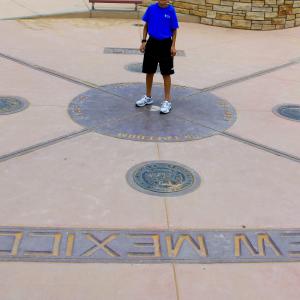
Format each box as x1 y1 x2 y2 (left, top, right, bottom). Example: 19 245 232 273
0 1 300 299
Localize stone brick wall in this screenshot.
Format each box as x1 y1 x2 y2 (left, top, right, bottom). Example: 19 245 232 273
143 0 300 30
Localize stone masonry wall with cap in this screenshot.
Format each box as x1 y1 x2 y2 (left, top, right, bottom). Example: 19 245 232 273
142 0 300 30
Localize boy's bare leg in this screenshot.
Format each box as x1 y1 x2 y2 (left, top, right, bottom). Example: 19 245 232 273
146 73 154 97
163 74 171 101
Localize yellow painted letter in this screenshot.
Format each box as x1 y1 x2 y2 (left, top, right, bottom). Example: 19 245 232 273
234 234 282 257
127 234 161 257
82 234 120 257
0 232 23 256
24 233 62 257
166 235 208 257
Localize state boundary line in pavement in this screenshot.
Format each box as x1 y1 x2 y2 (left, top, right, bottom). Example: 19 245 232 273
0 52 131 102
173 112 300 163
220 132 300 163
1 51 299 94
0 128 92 163
0 51 299 163
0 52 98 88
0 109 147 164
200 60 299 92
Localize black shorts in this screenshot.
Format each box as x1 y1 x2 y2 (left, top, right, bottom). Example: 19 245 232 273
142 37 174 75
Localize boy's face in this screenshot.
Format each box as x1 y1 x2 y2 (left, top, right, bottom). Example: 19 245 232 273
158 0 169 7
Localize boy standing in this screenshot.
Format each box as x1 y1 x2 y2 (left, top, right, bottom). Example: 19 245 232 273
135 0 179 114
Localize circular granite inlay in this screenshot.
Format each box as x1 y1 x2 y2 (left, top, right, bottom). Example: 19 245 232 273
68 83 237 142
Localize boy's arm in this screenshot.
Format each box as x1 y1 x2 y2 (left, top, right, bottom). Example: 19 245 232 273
142 23 148 41
140 23 148 53
171 29 177 56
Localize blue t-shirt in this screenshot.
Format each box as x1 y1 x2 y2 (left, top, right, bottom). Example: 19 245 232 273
142 3 179 40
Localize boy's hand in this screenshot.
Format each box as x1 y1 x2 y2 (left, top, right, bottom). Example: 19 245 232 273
140 42 146 53
171 46 176 57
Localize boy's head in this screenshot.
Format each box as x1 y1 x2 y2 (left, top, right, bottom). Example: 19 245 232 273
158 0 170 8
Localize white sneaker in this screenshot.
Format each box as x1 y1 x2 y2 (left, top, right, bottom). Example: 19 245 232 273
160 101 172 114
136 95 153 107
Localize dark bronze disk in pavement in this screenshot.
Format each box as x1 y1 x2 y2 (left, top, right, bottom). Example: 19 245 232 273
126 161 200 196
125 62 160 73
68 83 237 142
0 96 29 115
273 104 300 122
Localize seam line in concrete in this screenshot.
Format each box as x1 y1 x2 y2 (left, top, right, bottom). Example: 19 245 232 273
156 144 180 300
0 128 92 163
154 143 180 300
172 264 180 300
156 143 161 160
155 143 172 229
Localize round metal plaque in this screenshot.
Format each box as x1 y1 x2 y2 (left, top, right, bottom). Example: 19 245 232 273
126 161 201 196
273 104 300 122
0 96 29 115
125 63 160 73
68 83 237 142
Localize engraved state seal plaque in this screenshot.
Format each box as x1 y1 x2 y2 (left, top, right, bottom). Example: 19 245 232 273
273 104 300 122
0 96 29 115
126 161 201 196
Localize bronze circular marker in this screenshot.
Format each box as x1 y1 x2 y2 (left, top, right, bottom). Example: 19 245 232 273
126 160 201 197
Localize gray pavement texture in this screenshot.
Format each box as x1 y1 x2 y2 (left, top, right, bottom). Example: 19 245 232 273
0 1 300 300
